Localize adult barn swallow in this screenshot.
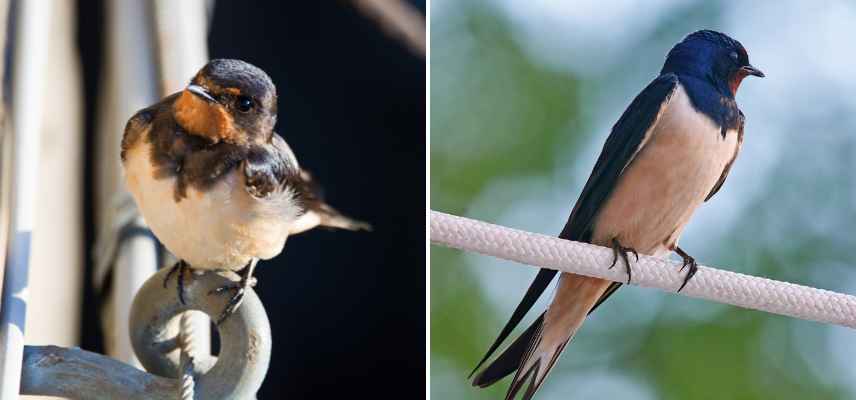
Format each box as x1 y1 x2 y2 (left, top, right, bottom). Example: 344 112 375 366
121 59 369 322
469 30 763 399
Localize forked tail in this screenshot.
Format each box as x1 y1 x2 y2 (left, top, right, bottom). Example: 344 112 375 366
473 274 612 400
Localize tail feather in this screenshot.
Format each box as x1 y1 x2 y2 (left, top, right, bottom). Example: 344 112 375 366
313 204 372 231
473 274 612 399
505 326 567 400
506 361 540 400
473 314 544 388
469 269 558 379
504 317 547 400
290 205 371 234
290 168 371 233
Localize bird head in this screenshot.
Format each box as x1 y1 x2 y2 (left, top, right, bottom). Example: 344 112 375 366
661 30 764 97
174 59 278 145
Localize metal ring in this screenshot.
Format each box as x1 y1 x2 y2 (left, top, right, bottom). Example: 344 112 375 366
129 268 271 399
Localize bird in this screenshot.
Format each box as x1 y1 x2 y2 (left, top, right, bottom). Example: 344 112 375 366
121 59 370 323
468 30 764 399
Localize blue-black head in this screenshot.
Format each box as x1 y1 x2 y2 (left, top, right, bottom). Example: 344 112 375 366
661 30 763 98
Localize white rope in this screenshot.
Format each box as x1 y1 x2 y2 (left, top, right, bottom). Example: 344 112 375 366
178 312 196 400
430 210 856 329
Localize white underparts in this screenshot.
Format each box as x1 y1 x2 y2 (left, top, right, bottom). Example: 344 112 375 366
123 136 302 270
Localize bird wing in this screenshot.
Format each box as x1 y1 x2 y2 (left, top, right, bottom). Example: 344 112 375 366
243 134 296 199
288 168 372 233
705 111 744 201
249 133 370 232
120 92 185 162
471 73 680 388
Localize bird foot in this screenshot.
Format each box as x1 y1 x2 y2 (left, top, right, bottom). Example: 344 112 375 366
208 274 257 325
674 246 698 292
164 260 191 305
609 238 638 284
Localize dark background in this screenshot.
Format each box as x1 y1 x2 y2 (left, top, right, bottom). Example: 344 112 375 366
77 1 425 397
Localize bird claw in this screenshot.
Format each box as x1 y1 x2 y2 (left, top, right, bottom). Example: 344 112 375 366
208 273 257 324
164 260 190 305
675 246 698 292
609 238 637 284
209 283 247 325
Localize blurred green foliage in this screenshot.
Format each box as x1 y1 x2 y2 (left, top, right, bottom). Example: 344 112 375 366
431 1 856 399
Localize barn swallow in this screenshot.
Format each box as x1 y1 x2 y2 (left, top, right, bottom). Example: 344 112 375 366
121 59 370 323
469 30 763 399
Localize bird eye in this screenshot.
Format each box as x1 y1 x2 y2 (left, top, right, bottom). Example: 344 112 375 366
730 51 739 61
236 96 254 112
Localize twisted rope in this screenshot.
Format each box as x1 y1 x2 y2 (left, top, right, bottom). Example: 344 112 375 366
430 210 856 328
178 313 196 400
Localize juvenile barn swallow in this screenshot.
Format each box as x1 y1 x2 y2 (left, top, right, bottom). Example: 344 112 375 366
121 59 369 322
469 30 763 399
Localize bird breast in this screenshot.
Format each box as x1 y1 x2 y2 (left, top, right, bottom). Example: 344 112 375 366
123 136 301 270
591 84 740 256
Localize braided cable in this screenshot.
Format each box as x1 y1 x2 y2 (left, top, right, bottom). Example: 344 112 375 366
430 210 856 328
178 312 196 400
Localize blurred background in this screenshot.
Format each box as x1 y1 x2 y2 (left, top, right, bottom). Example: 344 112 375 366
431 1 856 399
0 0 424 398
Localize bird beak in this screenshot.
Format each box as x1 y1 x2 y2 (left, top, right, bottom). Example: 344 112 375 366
187 84 216 103
741 65 765 78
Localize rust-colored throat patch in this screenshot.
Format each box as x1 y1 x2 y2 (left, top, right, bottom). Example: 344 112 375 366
173 89 242 144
